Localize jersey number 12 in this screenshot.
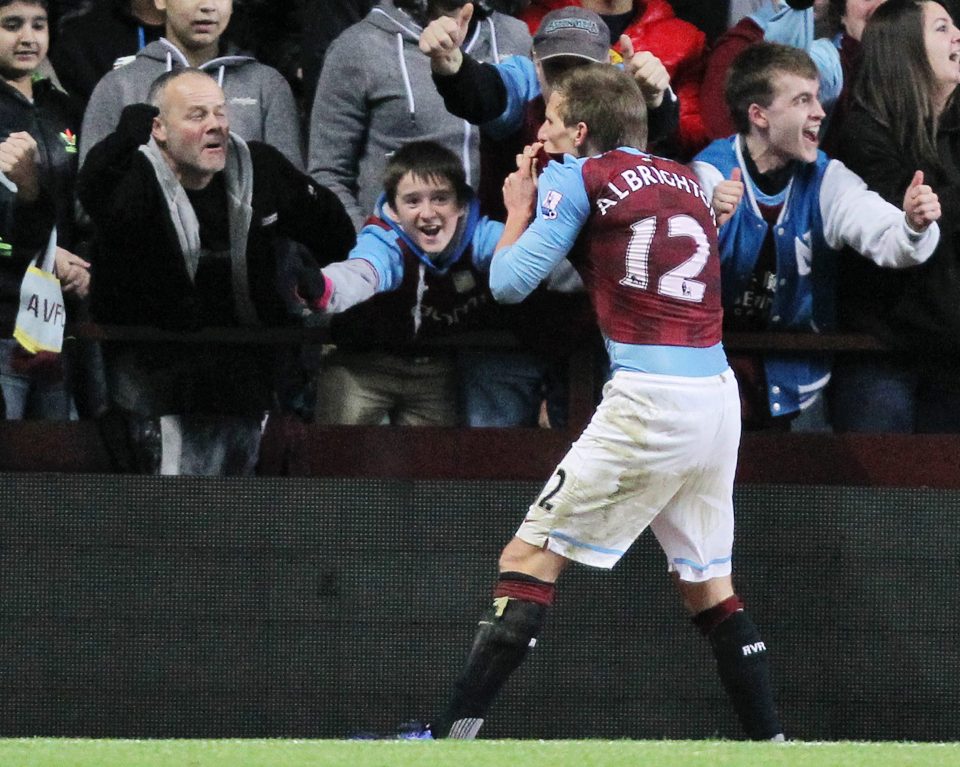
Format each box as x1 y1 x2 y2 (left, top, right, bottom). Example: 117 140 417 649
619 214 709 302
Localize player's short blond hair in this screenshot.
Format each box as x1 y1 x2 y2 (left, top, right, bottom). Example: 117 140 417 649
553 64 648 154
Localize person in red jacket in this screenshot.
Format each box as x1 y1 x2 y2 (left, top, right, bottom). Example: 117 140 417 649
519 0 708 157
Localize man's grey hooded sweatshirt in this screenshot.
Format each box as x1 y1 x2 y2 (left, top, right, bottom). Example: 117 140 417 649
79 38 303 168
308 0 531 229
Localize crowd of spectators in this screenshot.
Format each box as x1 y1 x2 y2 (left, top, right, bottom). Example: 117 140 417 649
2 0 959 474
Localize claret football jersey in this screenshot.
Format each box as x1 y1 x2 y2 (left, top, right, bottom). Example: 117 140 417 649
491 148 723 352
574 148 723 348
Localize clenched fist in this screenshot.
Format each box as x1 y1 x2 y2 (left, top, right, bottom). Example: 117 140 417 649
0 131 40 201
419 2 473 75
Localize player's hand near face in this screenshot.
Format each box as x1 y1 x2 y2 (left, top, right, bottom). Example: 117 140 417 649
621 36 669 109
497 142 542 250
902 170 941 232
712 168 743 229
503 142 540 218
419 2 473 76
0 131 41 202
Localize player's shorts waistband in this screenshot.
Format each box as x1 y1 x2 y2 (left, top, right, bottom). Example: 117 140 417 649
607 340 729 378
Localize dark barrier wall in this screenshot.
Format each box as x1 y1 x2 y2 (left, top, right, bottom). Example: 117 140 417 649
0 474 958 740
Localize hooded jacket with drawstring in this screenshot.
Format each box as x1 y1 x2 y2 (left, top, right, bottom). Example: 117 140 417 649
78 37 303 168
307 0 531 230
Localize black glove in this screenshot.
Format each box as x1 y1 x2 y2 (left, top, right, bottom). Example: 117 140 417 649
276 245 333 318
785 0 816 9
116 103 160 148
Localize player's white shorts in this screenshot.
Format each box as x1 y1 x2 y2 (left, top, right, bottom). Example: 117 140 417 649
516 368 741 582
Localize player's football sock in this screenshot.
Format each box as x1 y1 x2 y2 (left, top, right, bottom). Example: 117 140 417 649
434 572 555 739
694 595 784 740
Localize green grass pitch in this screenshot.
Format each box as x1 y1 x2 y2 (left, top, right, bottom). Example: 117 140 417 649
1 739 958 767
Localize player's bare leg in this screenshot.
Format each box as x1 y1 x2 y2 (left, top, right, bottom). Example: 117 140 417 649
498 536 570 581
674 574 784 741
432 538 569 739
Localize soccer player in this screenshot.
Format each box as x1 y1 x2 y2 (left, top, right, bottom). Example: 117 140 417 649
424 63 784 741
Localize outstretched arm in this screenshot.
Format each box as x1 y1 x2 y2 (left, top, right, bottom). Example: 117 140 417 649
315 259 381 314
821 160 940 269
270 146 356 266
313 222 416 314
424 3 525 130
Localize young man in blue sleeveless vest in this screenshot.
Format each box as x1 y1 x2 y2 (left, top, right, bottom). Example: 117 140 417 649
692 42 940 430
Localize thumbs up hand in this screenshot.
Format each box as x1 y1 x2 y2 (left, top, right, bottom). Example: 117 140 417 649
902 170 941 232
419 2 473 75
622 35 669 108
711 167 744 228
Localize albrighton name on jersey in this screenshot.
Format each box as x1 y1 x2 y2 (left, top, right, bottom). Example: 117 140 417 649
595 154 715 222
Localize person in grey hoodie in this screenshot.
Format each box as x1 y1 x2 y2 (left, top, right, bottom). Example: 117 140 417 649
79 0 302 168
308 0 531 230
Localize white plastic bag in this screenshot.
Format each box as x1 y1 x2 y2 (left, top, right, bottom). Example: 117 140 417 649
13 227 65 354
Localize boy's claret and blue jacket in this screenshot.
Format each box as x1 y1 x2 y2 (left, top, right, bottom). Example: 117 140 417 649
318 191 507 351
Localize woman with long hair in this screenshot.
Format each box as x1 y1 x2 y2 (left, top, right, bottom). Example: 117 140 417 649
830 0 960 431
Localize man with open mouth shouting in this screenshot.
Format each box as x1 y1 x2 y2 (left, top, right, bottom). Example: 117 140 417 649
77 69 355 474
691 42 941 431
